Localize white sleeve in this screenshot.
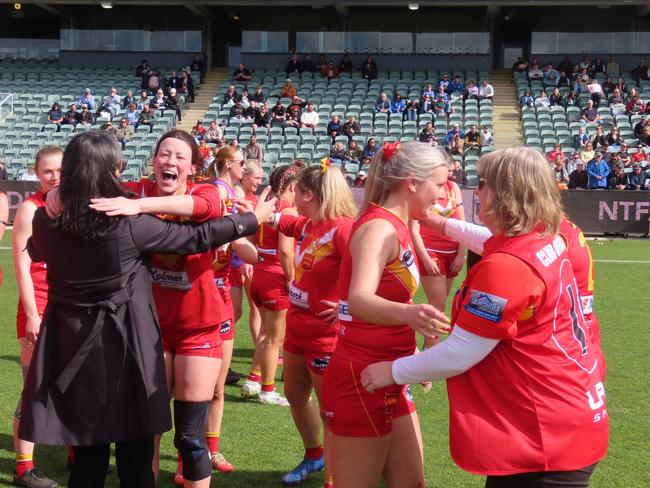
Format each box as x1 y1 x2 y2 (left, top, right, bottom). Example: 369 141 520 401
445 219 492 255
391 326 499 384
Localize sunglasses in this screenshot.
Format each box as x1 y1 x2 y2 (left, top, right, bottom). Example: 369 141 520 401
229 159 245 167
478 177 487 190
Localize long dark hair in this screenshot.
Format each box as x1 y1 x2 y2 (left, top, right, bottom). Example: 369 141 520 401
57 131 131 241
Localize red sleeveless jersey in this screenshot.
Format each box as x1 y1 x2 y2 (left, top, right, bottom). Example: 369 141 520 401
336 204 420 363
419 180 460 253
255 199 292 271
124 179 228 329
448 231 608 475
17 191 49 314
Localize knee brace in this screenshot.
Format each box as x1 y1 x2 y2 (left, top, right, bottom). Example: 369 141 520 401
173 400 212 481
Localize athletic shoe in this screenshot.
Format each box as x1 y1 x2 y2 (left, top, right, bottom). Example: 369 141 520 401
211 452 235 473
281 456 325 485
173 464 183 486
13 469 57 488
241 379 261 398
258 390 290 406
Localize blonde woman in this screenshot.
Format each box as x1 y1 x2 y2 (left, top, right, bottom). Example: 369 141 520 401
321 142 450 487
579 141 595 164
363 147 608 488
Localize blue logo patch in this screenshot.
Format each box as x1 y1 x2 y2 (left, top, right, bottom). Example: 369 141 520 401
219 320 232 335
464 290 507 323
311 356 330 371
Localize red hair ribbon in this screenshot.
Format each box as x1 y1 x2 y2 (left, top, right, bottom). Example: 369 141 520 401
320 157 331 174
382 141 401 162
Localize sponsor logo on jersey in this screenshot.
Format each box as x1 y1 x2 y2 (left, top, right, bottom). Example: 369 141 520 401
401 249 414 267
151 268 192 290
311 356 330 371
219 320 232 335
405 385 414 403
289 284 310 309
301 253 314 270
338 300 352 322
214 277 225 288
535 236 567 267
464 290 507 323
581 294 594 315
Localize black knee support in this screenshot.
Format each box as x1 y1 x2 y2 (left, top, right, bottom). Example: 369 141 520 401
173 400 212 481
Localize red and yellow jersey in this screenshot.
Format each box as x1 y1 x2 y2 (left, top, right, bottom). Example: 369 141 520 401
124 179 228 329
255 199 293 272
17 190 49 314
336 203 420 363
419 179 461 253
447 230 608 475
560 219 595 316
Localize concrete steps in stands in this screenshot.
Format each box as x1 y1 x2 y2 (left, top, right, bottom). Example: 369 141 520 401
176 67 230 132
490 69 523 149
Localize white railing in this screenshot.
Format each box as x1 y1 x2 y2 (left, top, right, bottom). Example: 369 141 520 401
0 92 14 123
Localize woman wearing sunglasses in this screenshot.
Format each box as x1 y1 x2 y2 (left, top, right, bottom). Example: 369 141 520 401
362 147 608 488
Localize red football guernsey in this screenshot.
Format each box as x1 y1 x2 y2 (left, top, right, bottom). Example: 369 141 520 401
336 203 420 363
255 199 292 272
124 179 228 329
419 180 460 253
447 231 608 475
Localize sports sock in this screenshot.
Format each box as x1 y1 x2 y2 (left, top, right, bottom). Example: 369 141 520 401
261 381 275 393
324 474 334 488
206 431 220 455
247 368 261 383
305 445 323 461
15 453 33 477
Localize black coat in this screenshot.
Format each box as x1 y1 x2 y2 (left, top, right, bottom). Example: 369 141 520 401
19 209 258 446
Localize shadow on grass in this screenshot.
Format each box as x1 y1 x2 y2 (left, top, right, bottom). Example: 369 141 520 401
0 356 19 366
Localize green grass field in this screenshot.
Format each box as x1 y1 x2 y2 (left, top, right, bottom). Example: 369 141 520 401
0 231 649 487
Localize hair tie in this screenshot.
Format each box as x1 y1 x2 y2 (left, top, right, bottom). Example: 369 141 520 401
382 142 401 162
320 157 331 174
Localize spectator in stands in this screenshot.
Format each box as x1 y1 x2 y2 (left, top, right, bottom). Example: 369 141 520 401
271 100 287 126
122 89 136 109
301 55 316 72
634 143 648 161
391 93 405 115
136 59 151 80
564 90 578 107
437 73 451 92
614 77 628 96
137 90 150 110
362 137 378 162
97 87 121 120
285 100 303 129
353 170 367 187
543 64 559 85
19 165 39 181
166 88 182 122
627 163 649 190
581 100 600 124
77 88 95 111
434 91 453 119
316 55 328 72
327 115 343 142
639 126 650 147
546 143 565 164
321 61 340 80
46 102 63 131
608 163 627 190
181 68 196 103
329 141 346 165
338 54 353 74
420 94 434 115
534 90 550 108
197 140 212 168
253 103 271 131
449 159 468 187
448 76 464 95
573 126 589 150
229 100 245 120
480 126 494 147
578 141 595 164
239 88 251 109
568 161 589 189
205 120 223 144
464 80 480 101
243 99 257 120
300 103 319 133
608 88 626 116
605 127 623 147
565 151 579 175
0 160 7 180
618 143 632 167
147 71 160 94
590 125 606 149
79 103 92 125
634 116 648 139
252 85 266 104
404 98 419 121
62 103 80 126
587 78 604 108
224 85 239 105
361 56 378 80
549 88 564 107
574 69 590 94
344 140 363 168
479 79 494 100
606 57 620 78
631 59 649 82
590 57 606 76
135 104 154 133
244 135 264 162
552 157 569 188
286 53 302 76
555 71 571 88
114 118 134 150
520 90 534 108
191 55 205 82
512 57 528 72
626 91 646 116
100 121 115 137
150 89 167 116
558 56 574 75
528 63 543 81
422 84 435 100
449 135 464 156
418 122 437 145
601 77 615 96
587 152 609 189
281 79 297 99
342 115 360 142
464 125 481 153
233 63 252 82
191 120 206 143
445 124 465 149
375 92 391 113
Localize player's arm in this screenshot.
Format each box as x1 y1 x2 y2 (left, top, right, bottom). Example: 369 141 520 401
278 206 298 287
409 219 440 276
275 213 309 239
12 201 40 342
450 183 467 274
0 193 8 242
232 237 258 264
347 219 447 335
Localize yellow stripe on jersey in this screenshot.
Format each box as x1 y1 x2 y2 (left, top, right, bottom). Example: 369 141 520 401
518 305 535 321
294 241 335 283
386 248 419 297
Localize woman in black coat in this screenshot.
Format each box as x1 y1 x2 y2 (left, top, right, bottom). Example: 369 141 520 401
19 131 275 487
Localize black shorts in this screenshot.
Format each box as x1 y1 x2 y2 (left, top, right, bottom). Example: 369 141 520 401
485 463 597 488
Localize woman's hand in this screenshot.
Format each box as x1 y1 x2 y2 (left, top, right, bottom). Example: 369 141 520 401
89 197 143 216
252 187 277 226
360 361 395 393
450 253 464 276
422 255 442 277
25 315 42 344
242 263 254 281
405 303 450 339
317 300 339 323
